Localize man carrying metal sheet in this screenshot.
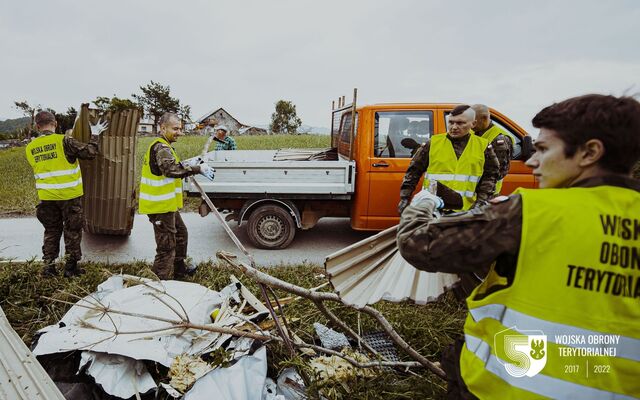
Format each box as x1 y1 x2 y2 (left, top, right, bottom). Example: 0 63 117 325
25 110 107 277
139 112 214 280
397 94 640 399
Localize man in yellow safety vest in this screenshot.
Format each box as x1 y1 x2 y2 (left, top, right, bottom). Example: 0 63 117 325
471 104 513 195
25 110 107 277
398 105 499 213
397 94 640 399
139 112 214 280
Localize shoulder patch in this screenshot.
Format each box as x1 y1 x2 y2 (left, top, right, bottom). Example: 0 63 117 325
489 195 510 204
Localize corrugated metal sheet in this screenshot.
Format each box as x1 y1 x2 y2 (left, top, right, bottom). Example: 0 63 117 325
73 104 139 235
0 305 65 399
325 226 459 307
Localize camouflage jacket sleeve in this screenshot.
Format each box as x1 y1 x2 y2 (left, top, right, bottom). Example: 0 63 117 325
397 195 522 274
154 143 201 178
400 141 430 199
492 134 513 179
474 145 500 205
63 136 99 163
632 160 640 180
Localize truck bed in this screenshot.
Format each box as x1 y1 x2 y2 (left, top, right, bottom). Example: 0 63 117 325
183 149 356 197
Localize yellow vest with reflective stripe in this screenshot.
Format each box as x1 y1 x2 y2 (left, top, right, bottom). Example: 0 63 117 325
138 138 183 214
460 186 640 399
25 133 83 201
480 125 512 195
424 134 488 210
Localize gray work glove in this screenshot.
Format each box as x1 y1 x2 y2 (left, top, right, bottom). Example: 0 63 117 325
182 156 203 168
397 198 410 215
199 163 215 181
411 189 444 209
90 119 109 138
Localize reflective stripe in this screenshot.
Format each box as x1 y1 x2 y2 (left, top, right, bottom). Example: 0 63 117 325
426 173 480 183
465 334 635 400
455 190 476 198
470 304 640 362
175 188 182 194
140 176 175 186
35 177 83 190
139 192 176 202
33 165 81 179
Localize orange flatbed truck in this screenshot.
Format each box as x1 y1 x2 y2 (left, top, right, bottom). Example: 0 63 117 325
186 92 536 248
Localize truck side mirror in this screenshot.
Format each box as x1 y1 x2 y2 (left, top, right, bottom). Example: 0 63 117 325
521 135 535 161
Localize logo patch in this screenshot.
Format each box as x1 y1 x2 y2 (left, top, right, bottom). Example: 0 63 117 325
495 327 547 377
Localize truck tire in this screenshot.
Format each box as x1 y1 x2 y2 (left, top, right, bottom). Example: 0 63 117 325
247 204 296 249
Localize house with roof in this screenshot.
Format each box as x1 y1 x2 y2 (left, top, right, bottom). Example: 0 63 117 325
196 107 267 136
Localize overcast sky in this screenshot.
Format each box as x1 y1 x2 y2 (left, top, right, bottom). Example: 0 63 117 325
1 0 638 134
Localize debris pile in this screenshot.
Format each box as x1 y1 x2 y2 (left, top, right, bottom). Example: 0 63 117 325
31 270 415 399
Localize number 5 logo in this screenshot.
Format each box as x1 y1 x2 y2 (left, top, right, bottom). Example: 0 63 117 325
494 327 547 378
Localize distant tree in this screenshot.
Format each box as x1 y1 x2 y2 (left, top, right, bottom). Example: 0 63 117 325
14 100 39 139
54 107 78 134
178 104 192 124
269 100 302 134
93 96 142 113
132 81 183 134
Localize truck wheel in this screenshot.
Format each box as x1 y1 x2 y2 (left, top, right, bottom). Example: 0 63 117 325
247 204 296 249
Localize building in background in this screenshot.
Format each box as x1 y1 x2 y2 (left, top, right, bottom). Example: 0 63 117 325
196 107 267 136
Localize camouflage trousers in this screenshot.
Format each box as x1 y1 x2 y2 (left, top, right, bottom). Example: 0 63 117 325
148 211 188 279
36 197 84 263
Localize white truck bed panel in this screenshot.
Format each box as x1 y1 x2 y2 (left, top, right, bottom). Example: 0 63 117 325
184 149 356 195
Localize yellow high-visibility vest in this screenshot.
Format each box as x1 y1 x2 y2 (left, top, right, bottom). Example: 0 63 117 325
480 125 513 195
138 138 183 214
424 134 488 210
25 133 83 201
460 186 640 399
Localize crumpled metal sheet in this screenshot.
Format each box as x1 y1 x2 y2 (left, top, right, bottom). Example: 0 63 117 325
78 351 156 399
0 305 65 400
325 226 459 307
184 346 268 400
33 276 224 366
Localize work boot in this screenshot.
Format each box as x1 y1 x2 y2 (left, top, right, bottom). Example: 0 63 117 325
173 259 196 281
63 260 86 278
41 260 58 277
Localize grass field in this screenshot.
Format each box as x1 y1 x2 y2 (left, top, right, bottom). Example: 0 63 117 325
0 260 463 399
0 134 331 215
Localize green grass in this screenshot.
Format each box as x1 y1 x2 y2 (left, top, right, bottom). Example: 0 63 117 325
0 134 331 215
0 260 463 399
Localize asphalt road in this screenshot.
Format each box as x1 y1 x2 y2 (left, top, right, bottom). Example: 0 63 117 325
1 213 374 267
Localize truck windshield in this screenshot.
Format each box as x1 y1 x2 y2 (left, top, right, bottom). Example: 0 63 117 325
374 111 433 158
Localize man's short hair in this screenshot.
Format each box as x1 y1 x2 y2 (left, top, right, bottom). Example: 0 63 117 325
532 94 640 174
35 111 56 127
158 112 180 127
451 104 471 116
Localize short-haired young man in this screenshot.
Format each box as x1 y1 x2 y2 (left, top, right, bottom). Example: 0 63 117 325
25 110 107 277
398 94 640 399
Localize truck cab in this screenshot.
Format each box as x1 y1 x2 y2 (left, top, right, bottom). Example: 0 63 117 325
331 102 536 231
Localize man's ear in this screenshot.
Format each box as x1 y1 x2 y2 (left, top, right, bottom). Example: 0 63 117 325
579 139 605 167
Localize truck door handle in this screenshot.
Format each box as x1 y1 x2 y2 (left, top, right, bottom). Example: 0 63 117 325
372 162 389 167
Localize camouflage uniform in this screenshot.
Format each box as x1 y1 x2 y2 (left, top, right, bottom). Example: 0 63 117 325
147 142 201 279
396 175 640 399
633 160 640 180
399 133 500 207
34 132 99 274
474 123 512 181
